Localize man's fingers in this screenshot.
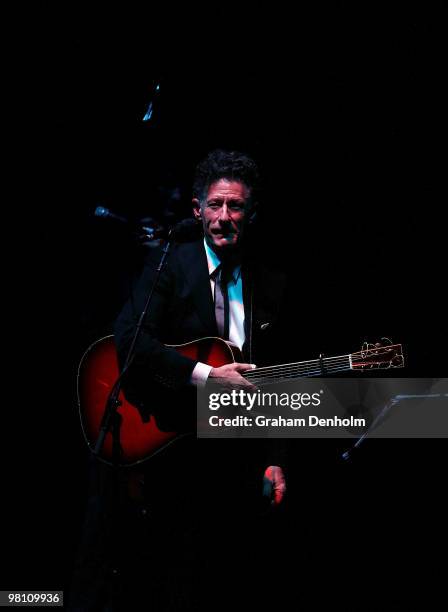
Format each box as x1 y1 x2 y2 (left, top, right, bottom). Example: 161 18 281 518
273 474 286 505
234 363 257 389
234 363 256 373
208 363 258 390
263 466 286 507
214 377 256 391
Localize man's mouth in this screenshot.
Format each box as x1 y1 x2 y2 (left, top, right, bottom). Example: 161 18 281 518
211 228 234 237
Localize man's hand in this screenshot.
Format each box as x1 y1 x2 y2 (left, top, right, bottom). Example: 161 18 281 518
209 363 257 390
263 466 286 507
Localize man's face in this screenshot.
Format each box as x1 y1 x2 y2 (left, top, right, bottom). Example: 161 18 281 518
193 179 251 252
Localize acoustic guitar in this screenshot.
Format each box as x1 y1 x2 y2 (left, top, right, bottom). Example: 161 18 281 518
78 336 404 466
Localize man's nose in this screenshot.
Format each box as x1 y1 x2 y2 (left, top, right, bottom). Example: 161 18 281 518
218 204 231 222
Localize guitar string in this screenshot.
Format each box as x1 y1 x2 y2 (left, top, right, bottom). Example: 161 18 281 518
244 365 352 384
211 365 352 386
245 354 350 372
243 349 401 378
244 363 351 380
244 354 352 371
243 360 401 381
243 357 401 380
244 358 350 376
243 375 345 388
243 357 351 378
244 346 401 374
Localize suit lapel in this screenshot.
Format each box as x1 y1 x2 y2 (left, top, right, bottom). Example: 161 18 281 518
179 240 218 335
243 257 286 335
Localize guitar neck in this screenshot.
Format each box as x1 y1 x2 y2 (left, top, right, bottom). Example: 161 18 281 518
243 353 352 383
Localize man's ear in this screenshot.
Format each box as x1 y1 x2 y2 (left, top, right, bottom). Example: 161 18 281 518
192 198 201 220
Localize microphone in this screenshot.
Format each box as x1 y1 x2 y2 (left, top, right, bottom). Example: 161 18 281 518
94 206 201 243
94 206 129 224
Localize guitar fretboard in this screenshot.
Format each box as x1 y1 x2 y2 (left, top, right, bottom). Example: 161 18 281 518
243 354 352 384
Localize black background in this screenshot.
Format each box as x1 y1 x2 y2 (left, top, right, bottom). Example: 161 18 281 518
3 3 447 608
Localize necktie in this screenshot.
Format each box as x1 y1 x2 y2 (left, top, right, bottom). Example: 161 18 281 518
213 264 230 340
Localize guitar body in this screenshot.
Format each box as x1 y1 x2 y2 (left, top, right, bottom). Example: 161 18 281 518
78 336 243 466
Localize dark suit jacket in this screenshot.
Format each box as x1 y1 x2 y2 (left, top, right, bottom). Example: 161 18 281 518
114 238 286 406
114 237 290 486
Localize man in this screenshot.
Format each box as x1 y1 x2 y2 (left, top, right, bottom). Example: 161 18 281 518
70 151 347 610
68 149 293 610
114 149 288 506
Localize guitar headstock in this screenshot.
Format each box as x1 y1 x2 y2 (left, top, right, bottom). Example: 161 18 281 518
351 339 404 371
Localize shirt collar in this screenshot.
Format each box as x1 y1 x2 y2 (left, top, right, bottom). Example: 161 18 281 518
203 238 241 283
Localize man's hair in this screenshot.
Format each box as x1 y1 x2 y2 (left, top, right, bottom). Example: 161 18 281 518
192 149 260 202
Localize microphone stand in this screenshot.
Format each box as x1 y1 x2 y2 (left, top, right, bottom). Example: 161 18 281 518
93 218 200 458
91 230 173 607
94 232 173 458
342 393 447 461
